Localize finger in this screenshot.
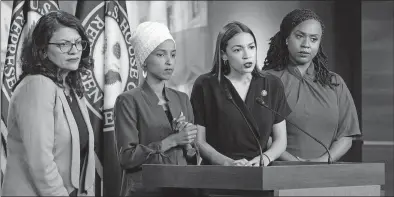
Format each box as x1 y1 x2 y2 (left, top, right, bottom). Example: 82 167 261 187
176 118 186 125
188 133 197 138
187 135 197 140
185 126 198 133
174 121 181 129
176 121 187 131
179 123 188 131
234 159 247 163
245 160 257 166
233 160 242 165
185 123 193 128
181 139 192 144
187 124 198 130
186 130 198 135
233 159 247 166
179 122 189 131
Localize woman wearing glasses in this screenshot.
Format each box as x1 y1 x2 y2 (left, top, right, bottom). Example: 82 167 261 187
2 11 95 196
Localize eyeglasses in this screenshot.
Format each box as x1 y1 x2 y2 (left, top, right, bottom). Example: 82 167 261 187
48 40 89 53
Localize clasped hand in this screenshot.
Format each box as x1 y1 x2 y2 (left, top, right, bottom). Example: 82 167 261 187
169 112 198 146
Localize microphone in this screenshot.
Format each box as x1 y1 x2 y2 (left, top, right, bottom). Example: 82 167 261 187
255 92 333 164
224 86 265 166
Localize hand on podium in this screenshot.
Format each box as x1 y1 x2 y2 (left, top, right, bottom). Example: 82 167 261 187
304 156 330 162
225 155 271 167
246 155 270 166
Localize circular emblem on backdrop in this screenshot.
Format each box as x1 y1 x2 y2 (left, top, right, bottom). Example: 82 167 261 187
104 42 122 85
80 2 106 115
80 1 139 116
2 1 58 100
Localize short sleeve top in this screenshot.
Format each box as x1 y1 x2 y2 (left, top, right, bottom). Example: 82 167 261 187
266 64 361 158
190 72 291 161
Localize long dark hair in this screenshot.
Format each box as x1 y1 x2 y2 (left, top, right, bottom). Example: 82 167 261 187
211 21 260 81
262 9 338 88
13 10 93 98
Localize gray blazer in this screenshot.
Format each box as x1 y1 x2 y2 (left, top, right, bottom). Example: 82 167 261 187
114 81 195 196
2 75 95 196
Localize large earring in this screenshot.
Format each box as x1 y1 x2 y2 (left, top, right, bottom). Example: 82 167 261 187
285 39 288 45
223 60 228 66
39 50 47 60
142 63 147 78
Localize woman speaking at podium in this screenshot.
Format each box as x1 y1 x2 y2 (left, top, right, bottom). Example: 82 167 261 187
114 22 201 197
263 9 361 162
190 21 291 168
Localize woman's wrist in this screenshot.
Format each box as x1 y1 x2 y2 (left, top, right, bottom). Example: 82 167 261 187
262 153 272 164
161 135 177 151
223 158 234 166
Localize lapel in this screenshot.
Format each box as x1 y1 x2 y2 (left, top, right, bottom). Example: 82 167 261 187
164 87 183 123
74 92 95 190
141 81 183 128
222 76 261 138
57 88 80 188
141 81 160 107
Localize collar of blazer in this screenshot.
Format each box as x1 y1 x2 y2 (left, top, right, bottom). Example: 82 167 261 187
58 89 95 190
141 80 185 121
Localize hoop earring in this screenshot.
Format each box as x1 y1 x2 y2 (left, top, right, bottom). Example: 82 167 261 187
224 60 228 66
39 50 47 60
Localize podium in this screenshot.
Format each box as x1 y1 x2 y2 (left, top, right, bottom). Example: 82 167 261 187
142 161 385 196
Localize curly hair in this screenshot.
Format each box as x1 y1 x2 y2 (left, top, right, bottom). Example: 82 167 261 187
263 9 338 88
211 21 261 81
13 10 93 98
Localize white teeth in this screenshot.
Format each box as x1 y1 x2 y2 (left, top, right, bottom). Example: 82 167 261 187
244 63 253 67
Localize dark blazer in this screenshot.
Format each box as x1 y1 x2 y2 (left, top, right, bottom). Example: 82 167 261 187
3 75 95 196
114 81 194 196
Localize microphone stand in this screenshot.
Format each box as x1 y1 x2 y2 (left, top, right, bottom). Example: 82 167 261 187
224 86 265 167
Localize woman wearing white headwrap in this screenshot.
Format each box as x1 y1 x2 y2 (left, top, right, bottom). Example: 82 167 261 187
114 21 200 197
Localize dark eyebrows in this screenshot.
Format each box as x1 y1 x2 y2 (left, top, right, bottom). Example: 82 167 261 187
154 49 176 53
231 42 255 49
57 37 82 42
294 30 320 37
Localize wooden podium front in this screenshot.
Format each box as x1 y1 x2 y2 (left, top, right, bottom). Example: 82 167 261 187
142 161 385 196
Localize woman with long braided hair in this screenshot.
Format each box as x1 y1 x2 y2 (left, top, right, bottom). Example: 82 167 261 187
263 9 361 162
